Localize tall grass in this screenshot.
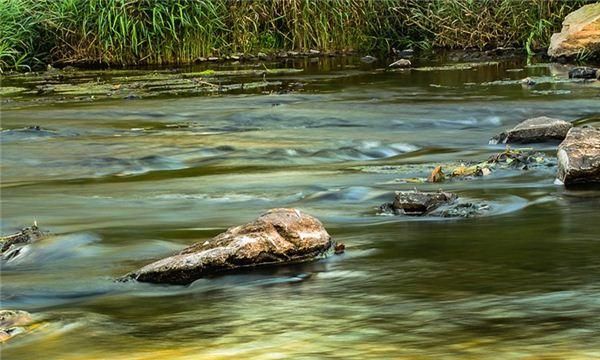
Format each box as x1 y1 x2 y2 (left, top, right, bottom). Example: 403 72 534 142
0 0 44 71
397 0 586 52
0 0 595 70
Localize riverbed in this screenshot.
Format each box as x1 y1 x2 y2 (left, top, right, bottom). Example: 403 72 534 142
2 55 600 359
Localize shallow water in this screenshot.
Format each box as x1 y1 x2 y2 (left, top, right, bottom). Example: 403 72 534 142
2 56 600 359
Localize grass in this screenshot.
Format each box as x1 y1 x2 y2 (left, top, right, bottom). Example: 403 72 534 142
0 0 595 71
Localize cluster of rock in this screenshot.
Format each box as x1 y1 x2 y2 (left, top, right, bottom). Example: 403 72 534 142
490 116 599 186
192 49 345 63
379 116 599 221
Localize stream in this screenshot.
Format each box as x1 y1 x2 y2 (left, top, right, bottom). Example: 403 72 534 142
2 55 600 359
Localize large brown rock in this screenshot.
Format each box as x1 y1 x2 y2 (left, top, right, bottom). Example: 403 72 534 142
125 208 332 284
489 116 572 144
548 3 600 58
557 127 600 185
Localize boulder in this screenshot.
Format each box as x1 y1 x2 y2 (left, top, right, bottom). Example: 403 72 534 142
548 3 600 58
489 116 572 144
124 208 332 285
380 190 457 216
557 126 600 185
568 67 598 79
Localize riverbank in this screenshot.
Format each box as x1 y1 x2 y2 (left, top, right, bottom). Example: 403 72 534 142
0 0 594 71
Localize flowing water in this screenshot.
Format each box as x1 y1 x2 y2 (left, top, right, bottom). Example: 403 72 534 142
1 56 600 359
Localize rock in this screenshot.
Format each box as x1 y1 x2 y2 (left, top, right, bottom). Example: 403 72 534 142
548 3 600 58
568 67 598 79
389 59 411 68
557 126 600 185
436 202 490 218
334 243 346 254
487 148 548 170
0 310 33 342
257 52 268 60
207 56 219 61
124 208 332 284
309 49 320 55
123 94 141 100
392 48 414 57
489 116 572 144
360 55 377 64
381 190 457 216
521 77 536 86
1 223 47 260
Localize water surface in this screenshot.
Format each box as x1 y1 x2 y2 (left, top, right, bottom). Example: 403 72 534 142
2 56 600 359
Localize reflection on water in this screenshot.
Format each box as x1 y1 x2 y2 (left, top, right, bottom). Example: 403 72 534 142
2 56 600 359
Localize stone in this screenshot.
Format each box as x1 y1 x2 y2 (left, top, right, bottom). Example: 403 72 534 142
389 59 411 68
0 310 33 343
557 126 600 185
568 67 598 79
437 202 490 218
521 77 536 86
1 223 47 260
360 55 377 64
489 116 572 144
124 208 332 284
380 190 457 216
548 3 600 58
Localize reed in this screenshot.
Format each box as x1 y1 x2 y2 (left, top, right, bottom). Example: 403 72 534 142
0 0 594 71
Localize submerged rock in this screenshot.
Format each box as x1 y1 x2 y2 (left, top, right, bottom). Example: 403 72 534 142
360 55 377 64
490 116 572 144
380 190 457 216
557 126 600 185
1 223 47 260
436 202 490 218
487 148 549 170
0 310 33 342
568 67 598 79
548 3 600 58
520 77 536 87
124 208 332 285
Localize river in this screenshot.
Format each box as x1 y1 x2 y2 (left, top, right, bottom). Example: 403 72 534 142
1 55 600 359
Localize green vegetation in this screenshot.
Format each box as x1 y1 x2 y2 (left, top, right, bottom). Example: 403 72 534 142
0 0 594 71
